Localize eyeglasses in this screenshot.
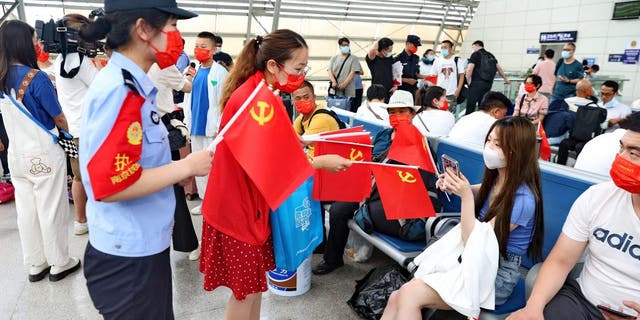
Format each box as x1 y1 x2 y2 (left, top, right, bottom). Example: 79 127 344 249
600 91 615 97
277 62 311 76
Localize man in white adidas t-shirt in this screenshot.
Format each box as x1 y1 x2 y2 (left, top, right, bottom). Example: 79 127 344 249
508 116 640 319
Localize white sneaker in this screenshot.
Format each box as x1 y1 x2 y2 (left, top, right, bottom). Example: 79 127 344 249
49 257 81 282
189 247 200 261
28 262 50 282
74 221 88 235
190 205 202 215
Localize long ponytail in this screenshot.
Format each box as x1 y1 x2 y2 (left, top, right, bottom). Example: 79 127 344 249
220 37 260 109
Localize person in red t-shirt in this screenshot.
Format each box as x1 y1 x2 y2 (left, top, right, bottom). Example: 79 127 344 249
199 29 351 319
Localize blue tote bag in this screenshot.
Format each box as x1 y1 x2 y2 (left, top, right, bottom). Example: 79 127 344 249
270 177 323 271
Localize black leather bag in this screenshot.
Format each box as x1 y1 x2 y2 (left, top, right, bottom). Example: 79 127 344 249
161 110 188 151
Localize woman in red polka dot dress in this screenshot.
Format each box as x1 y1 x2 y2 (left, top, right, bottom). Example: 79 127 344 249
199 29 351 319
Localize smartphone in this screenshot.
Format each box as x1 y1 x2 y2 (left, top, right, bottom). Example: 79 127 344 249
597 305 636 319
441 154 460 177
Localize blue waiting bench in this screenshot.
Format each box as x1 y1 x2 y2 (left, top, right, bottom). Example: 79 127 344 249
348 137 608 319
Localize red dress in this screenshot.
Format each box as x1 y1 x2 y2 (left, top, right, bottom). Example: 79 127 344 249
199 72 276 300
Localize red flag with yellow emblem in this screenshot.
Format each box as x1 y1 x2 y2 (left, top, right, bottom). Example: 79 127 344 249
387 123 437 173
537 122 551 161
370 163 436 219
223 82 314 210
312 136 373 202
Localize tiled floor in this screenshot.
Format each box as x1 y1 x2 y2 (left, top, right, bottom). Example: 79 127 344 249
0 198 392 320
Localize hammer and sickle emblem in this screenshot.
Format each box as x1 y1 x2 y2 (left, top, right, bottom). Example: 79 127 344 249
349 148 364 161
249 101 275 126
397 170 417 183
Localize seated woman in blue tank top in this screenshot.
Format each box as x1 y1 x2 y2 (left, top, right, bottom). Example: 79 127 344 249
382 116 545 318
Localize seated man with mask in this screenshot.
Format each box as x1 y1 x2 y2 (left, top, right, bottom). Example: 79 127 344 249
293 81 342 156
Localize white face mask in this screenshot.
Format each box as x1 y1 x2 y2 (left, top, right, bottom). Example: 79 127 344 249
483 145 506 169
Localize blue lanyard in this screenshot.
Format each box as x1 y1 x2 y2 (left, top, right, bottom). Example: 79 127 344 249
5 94 59 144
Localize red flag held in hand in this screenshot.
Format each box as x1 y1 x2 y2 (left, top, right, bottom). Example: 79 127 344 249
388 123 437 173
224 82 313 210
312 140 372 202
370 164 436 220
537 123 551 161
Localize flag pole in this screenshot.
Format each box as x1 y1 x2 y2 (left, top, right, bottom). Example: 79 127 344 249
302 131 371 142
207 80 266 151
351 161 419 169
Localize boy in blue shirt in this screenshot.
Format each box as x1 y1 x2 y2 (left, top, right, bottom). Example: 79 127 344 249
185 31 228 215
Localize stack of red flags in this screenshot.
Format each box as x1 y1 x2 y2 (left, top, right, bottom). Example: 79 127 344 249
310 127 373 202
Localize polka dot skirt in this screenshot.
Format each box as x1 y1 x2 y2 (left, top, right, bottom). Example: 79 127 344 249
199 221 275 301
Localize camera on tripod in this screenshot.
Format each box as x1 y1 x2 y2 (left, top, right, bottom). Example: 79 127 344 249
35 8 105 58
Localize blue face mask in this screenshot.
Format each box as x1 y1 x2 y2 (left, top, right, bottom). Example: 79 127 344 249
604 98 617 108
441 49 449 57
561 50 571 59
385 52 392 58
341 46 350 54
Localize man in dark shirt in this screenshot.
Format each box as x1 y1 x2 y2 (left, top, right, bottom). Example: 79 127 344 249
465 40 510 115
366 37 395 102
394 35 422 98
213 35 233 70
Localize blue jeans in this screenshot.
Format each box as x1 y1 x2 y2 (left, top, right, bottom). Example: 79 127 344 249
495 252 522 305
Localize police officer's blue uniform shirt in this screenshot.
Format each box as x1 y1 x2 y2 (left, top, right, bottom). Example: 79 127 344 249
79 52 175 257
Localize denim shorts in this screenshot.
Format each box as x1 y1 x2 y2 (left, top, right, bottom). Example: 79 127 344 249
494 252 522 306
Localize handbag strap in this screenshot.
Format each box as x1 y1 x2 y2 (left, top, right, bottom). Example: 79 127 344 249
366 103 384 120
416 113 430 132
17 68 39 101
519 93 527 115
9 69 58 143
7 93 59 144
333 54 351 90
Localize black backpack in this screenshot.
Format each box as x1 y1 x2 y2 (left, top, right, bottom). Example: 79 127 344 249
569 103 607 142
477 50 498 82
298 108 347 134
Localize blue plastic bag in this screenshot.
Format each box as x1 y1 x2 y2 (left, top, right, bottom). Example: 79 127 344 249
270 177 323 271
326 95 353 111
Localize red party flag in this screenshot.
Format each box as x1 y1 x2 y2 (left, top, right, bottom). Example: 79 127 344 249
224 82 313 210
387 123 437 173
370 163 436 219
537 122 551 161
312 140 373 202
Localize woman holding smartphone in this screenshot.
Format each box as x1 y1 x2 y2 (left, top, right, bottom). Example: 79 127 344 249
382 116 545 319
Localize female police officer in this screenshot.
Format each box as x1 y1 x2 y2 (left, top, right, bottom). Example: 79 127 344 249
78 1 211 318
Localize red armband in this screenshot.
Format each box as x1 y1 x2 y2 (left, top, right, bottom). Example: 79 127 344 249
88 91 146 200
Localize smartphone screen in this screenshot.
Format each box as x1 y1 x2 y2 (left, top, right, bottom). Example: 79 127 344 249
597 305 636 319
441 154 460 177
